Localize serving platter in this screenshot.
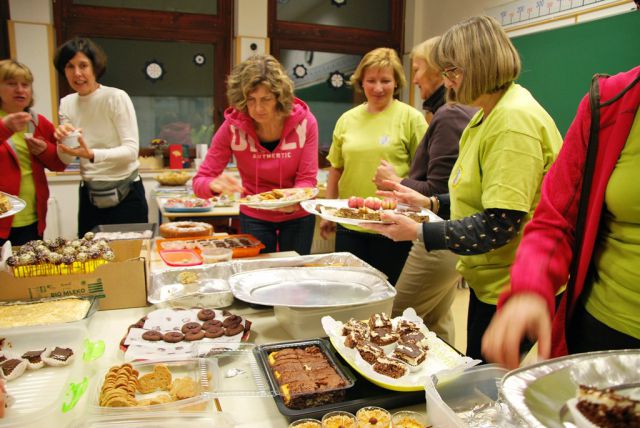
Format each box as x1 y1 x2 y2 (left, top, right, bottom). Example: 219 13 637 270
0 191 26 219
240 187 318 210
301 199 440 226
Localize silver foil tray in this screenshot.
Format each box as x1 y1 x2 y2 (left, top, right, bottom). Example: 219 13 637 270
229 266 394 307
149 252 390 307
500 348 640 428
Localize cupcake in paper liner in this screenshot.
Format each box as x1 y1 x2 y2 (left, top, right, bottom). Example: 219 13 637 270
21 348 48 370
0 355 28 381
42 346 75 367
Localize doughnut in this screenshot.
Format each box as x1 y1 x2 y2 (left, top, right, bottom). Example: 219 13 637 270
142 330 163 341
197 309 215 321
159 221 213 238
181 322 202 334
163 331 184 343
222 315 242 328
202 320 223 330
204 326 225 338
184 330 205 341
224 324 244 336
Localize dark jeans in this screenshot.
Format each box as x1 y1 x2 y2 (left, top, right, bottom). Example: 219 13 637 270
78 179 149 237
567 302 640 353
239 212 315 255
466 287 498 361
335 224 412 285
0 222 41 246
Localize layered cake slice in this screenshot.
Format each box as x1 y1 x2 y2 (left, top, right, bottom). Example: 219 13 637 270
399 331 429 351
370 327 399 347
368 312 392 330
372 356 407 379
392 342 427 366
356 341 385 365
576 384 640 427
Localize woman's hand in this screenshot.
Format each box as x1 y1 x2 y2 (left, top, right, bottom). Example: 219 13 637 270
375 180 429 209
25 136 47 156
54 123 76 141
209 173 243 195
481 292 551 369
361 211 419 241
319 219 336 239
57 133 94 160
373 160 401 190
2 112 31 133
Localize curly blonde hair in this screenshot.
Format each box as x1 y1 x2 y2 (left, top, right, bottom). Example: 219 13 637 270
226 54 295 115
350 47 406 96
0 59 35 110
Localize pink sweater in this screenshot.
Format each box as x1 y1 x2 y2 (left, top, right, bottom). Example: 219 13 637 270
193 98 318 222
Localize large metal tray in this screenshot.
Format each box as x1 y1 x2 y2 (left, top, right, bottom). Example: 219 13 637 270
229 267 394 307
501 349 640 427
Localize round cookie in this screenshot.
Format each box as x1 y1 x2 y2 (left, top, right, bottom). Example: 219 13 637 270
222 315 242 328
224 324 244 336
142 330 163 341
202 320 223 330
181 322 202 334
184 330 206 341
204 326 225 338
197 309 215 321
163 331 184 343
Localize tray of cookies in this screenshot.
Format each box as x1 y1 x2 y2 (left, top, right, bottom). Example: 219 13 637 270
0 323 88 427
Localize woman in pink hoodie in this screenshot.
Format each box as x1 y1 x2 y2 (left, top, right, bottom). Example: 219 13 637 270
193 55 319 254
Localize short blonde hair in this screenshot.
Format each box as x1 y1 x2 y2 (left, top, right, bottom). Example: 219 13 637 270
350 47 406 96
433 15 520 104
0 59 34 110
410 36 440 72
226 54 294 115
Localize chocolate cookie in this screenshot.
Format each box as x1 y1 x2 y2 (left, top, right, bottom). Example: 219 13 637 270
204 326 225 338
222 315 242 328
184 330 206 341
202 320 223 330
224 324 244 336
197 309 215 321
163 331 185 343
181 322 202 334
142 330 163 341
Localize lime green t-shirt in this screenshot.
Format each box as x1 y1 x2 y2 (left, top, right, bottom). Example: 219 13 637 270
448 83 562 304
0 110 37 227
327 100 427 232
585 107 640 339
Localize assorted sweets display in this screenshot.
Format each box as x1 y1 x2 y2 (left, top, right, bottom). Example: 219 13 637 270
5 233 115 277
159 221 213 239
0 346 74 382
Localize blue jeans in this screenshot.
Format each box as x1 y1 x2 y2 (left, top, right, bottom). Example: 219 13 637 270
239 213 315 255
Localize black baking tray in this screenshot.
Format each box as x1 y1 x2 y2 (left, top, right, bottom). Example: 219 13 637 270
91 222 157 238
254 338 425 422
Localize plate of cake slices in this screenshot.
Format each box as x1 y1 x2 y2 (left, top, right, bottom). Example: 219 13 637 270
321 309 478 392
301 199 439 226
0 191 25 219
240 187 318 210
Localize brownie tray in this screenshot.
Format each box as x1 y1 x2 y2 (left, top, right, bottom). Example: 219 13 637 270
254 338 425 422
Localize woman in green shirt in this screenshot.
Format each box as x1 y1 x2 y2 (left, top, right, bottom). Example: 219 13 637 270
367 16 562 360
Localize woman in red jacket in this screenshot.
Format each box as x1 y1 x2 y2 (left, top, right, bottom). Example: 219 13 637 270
482 66 640 368
0 60 68 245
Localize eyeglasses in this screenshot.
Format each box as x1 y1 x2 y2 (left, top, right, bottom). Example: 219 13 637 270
441 67 462 80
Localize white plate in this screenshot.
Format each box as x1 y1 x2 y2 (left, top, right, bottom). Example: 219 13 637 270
0 192 26 219
301 198 440 226
240 187 319 210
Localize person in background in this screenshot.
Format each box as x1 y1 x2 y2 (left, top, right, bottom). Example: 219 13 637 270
53 37 148 237
364 16 562 360
193 54 318 255
373 37 477 344
482 66 640 368
0 59 68 246
321 47 427 285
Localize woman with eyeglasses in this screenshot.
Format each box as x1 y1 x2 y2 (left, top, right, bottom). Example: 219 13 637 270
364 16 562 360
321 47 427 285
372 37 477 344
0 59 68 246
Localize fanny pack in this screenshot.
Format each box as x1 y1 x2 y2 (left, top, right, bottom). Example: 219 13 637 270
84 169 138 209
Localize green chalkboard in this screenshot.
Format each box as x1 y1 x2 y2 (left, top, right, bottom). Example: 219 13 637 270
512 10 640 136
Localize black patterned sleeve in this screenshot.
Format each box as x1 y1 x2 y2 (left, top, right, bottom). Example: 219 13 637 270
422 208 527 255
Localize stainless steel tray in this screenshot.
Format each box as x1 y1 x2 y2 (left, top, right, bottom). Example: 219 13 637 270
500 349 640 427
149 252 388 307
229 267 394 307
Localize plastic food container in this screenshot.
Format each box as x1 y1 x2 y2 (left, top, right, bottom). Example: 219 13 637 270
391 410 428 428
159 249 202 266
254 339 356 411
321 410 357 427
156 234 265 258
201 247 233 264
289 418 322 427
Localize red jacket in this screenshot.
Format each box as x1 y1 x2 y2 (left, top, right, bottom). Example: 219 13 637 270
498 66 640 357
0 112 68 238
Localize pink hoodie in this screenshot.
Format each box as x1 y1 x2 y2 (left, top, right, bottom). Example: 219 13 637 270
193 98 318 222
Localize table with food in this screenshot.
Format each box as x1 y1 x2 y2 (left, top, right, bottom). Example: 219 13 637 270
0 189 637 428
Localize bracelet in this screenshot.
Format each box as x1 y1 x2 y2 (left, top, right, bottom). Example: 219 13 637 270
432 196 440 214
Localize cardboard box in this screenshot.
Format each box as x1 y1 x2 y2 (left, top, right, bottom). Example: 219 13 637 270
0 240 148 311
